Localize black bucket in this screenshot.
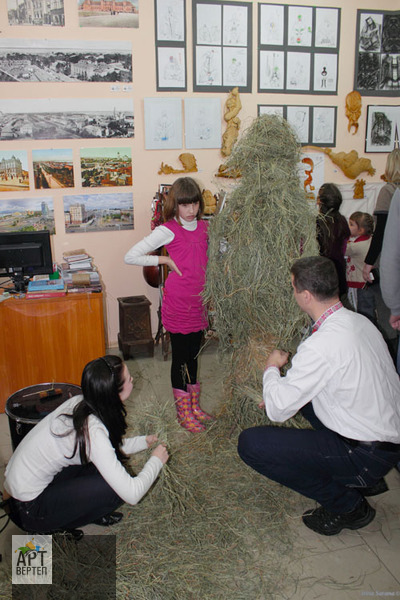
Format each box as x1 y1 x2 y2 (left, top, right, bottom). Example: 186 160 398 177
5 382 81 451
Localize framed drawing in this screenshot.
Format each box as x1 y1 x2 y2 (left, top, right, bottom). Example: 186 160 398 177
257 104 337 147
258 4 340 95
355 10 400 96
155 0 187 91
193 0 252 93
365 105 400 153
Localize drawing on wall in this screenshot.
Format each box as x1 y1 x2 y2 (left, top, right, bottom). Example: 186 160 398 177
7 0 65 26
258 4 340 95
156 0 185 41
78 0 139 28
0 98 134 141
312 106 336 145
0 150 29 192
365 105 400 153
184 97 221 149
157 47 186 89
256 105 336 147
355 10 400 96
259 4 284 46
299 152 325 208
144 98 182 150
0 197 55 233
287 106 309 144
196 3 221 45
0 39 132 84
64 192 134 233
223 47 247 87
315 8 339 48
223 4 247 46
33 149 74 189
196 46 222 87
259 51 284 89
313 53 337 92
193 0 252 93
258 105 284 118
288 6 312 47
80 147 132 188
286 52 310 91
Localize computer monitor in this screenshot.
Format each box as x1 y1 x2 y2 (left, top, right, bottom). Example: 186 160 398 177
0 230 53 292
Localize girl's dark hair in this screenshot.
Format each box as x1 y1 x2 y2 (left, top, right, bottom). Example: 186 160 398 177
318 183 343 215
163 177 204 223
60 355 128 464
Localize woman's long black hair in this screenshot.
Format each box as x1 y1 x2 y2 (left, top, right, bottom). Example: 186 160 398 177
62 355 128 465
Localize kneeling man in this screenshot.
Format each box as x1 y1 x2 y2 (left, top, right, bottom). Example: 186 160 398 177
238 256 400 535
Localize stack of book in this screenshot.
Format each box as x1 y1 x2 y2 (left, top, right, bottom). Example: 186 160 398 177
60 249 102 294
26 278 66 299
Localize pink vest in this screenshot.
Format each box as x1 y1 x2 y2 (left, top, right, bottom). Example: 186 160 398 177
161 219 208 334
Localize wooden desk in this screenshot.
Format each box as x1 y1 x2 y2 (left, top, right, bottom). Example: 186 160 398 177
0 292 106 412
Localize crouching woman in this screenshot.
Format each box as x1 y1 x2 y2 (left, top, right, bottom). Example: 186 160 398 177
3 355 169 535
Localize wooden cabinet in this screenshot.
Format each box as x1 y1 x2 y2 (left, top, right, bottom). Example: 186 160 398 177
0 293 105 412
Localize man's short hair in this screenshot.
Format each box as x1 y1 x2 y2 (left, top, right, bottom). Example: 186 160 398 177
291 256 339 301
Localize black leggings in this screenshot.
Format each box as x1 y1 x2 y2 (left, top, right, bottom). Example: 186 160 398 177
169 330 203 390
9 463 123 533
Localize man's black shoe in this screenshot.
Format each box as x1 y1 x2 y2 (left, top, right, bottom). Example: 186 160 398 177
93 511 123 526
356 478 388 497
302 498 376 536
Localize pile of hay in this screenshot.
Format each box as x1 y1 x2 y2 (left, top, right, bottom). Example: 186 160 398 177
205 114 318 427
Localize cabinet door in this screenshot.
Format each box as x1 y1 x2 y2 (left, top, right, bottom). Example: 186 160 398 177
0 294 105 412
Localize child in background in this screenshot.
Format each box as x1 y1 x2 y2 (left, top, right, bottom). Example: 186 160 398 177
124 177 213 433
346 211 374 310
316 183 350 298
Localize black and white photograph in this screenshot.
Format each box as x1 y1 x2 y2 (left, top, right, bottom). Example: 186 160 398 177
78 0 139 28
7 0 65 26
355 9 400 96
0 39 132 83
365 105 400 152
0 98 134 141
63 192 134 233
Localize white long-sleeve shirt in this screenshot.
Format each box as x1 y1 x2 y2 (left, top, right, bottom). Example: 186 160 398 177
4 396 163 504
263 307 400 443
124 218 198 266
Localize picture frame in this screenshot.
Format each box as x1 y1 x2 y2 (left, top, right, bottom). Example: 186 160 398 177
193 0 252 93
257 104 337 147
354 9 400 97
258 3 340 95
365 105 400 153
154 0 187 91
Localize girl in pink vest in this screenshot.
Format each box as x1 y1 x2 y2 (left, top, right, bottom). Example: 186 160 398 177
124 177 213 432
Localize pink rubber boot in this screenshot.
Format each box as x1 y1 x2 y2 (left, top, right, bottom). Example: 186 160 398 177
173 388 205 432
187 382 214 423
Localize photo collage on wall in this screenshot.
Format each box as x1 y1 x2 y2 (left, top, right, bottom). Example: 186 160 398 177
258 104 337 146
192 0 253 93
1 1 139 235
355 9 400 96
258 4 340 94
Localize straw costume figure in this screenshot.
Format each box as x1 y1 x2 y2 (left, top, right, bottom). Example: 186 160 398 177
205 114 318 425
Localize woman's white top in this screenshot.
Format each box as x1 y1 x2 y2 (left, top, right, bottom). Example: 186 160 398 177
4 395 163 504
